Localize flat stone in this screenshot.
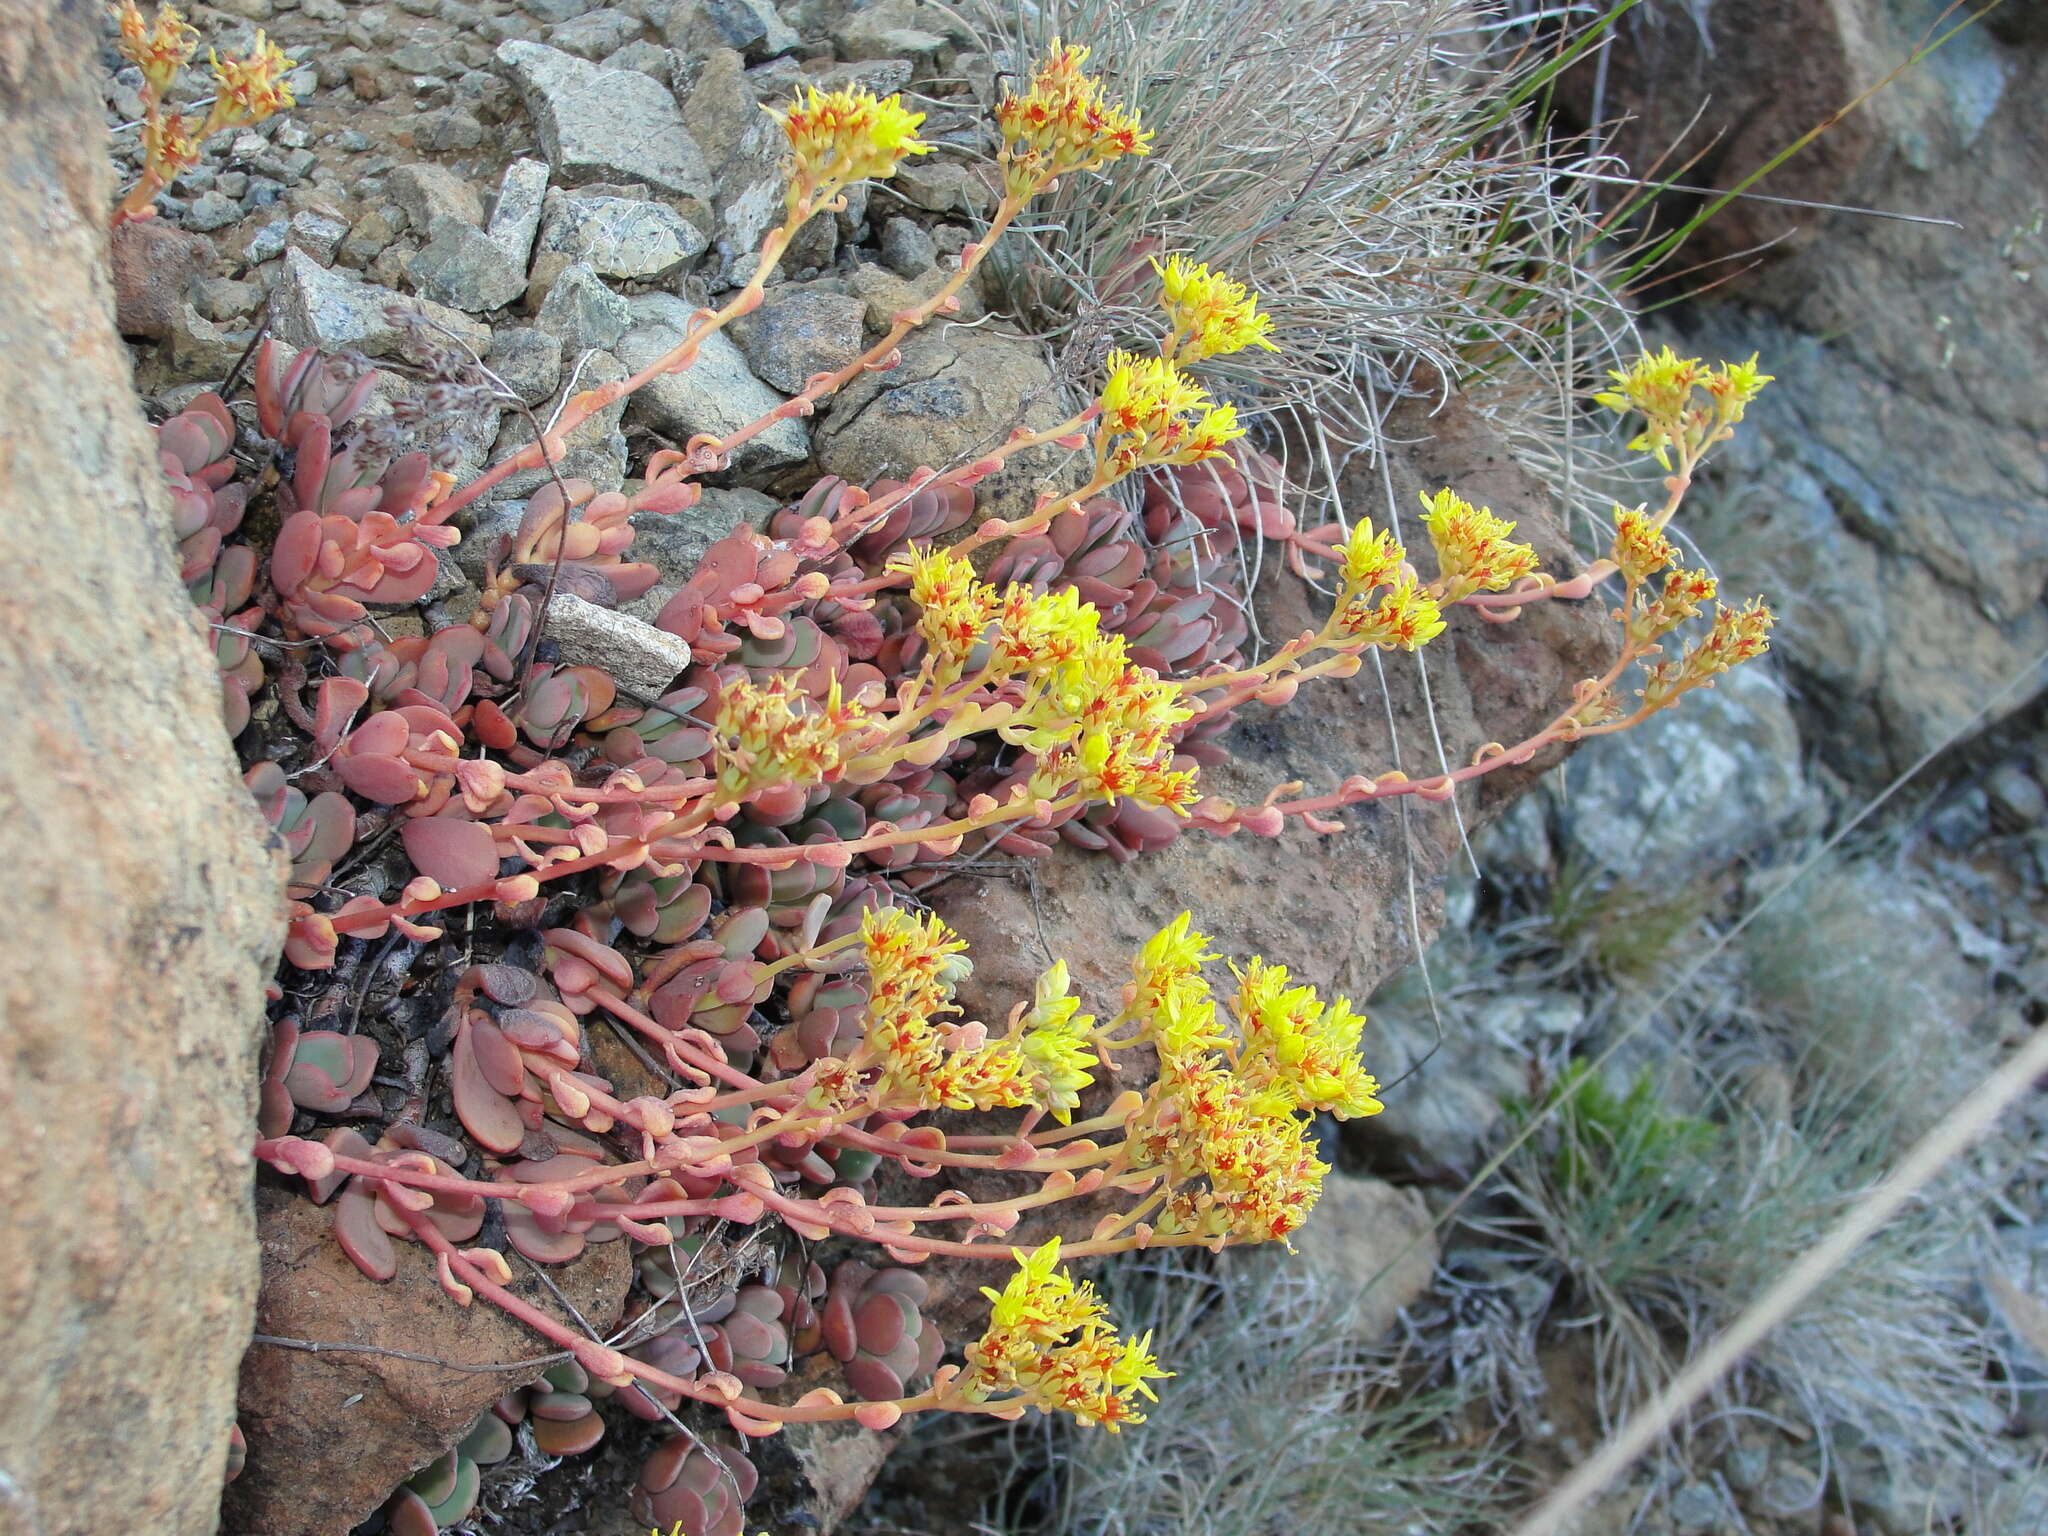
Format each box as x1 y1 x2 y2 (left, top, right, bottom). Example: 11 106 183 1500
616 323 809 475
730 286 863 394
335 205 405 269
271 246 491 358
486 157 551 264
387 161 484 229
166 303 256 383
546 5 639 57
481 350 631 502
626 483 777 593
185 189 241 231
520 0 587 19
109 219 216 341
543 592 694 696
243 218 289 264
891 159 990 215
496 40 714 198
599 38 671 76
532 260 631 349
193 276 262 324
413 106 486 152
660 0 797 61
877 214 935 277
536 194 707 280
484 325 563 404
286 208 348 264
406 215 529 311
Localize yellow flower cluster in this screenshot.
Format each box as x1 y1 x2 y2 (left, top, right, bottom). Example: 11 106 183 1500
1328 522 1443 651
1117 916 1365 1244
1014 962 1099 1124
1420 488 1540 602
712 674 871 796
964 1239 1169 1429
1093 352 1244 478
1641 598 1776 710
1228 959 1383 1121
1610 504 1678 585
768 85 930 204
1625 566 1718 648
116 0 197 91
208 31 297 128
994 39 1152 199
892 546 1199 814
1155 255 1277 364
859 909 1094 1115
1595 348 1774 470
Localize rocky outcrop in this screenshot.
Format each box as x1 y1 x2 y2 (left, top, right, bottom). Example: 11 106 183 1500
1571 0 2047 782
0 5 284 1531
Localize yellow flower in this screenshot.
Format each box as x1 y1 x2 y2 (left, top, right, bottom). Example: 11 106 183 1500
116 0 198 93
1015 961 1098 1123
1335 577 1445 651
1595 348 1773 469
1419 488 1540 602
768 85 930 201
1093 351 1244 479
1643 597 1774 710
1610 504 1676 585
1626 566 1717 647
140 110 199 182
712 673 869 793
1229 958 1383 1121
891 543 996 679
1154 255 1277 364
966 1239 1170 1429
205 32 297 132
1125 912 1223 1054
1337 519 1405 594
994 39 1151 199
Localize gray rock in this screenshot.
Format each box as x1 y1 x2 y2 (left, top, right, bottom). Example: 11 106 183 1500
194 277 262 323
521 0 588 19
892 160 989 215
485 326 563 404
548 6 640 58
533 260 632 349
660 0 797 60
483 348 632 502
537 195 707 280
815 325 1068 523
627 484 777 590
243 218 289 264
414 107 487 152
216 170 252 201
1543 662 1821 879
1986 761 2046 829
186 190 241 231
407 216 529 312
616 323 810 475
388 161 484 230
829 0 941 63
336 205 405 269
731 286 863 394
877 214 935 277
287 208 349 264
487 157 551 265
167 304 257 384
600 38 671 76
845 258 985 331
496 40 714 198
271 247 491 357
544 593 694 696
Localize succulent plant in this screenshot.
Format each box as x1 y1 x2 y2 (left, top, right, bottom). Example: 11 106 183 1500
379 1404 515 1535
629 1436 757 1536
253 342 461 649
820 1262 943 1402
245 762 355 897
257 1016 378 1136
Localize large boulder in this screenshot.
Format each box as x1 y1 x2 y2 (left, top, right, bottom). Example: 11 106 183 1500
1568 1 2048 780
0 6 283 1531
